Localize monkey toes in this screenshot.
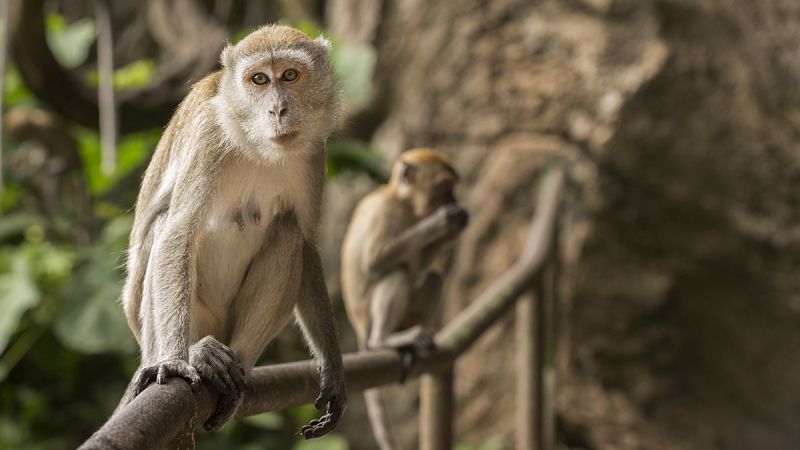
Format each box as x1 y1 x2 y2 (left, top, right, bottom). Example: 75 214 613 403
300 387 346 439
132 359 202 397
189 336 246 431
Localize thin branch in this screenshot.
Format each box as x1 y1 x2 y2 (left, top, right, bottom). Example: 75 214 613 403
436 168 565 354
0 0 9 193
96 0 116 175
9 0 226 134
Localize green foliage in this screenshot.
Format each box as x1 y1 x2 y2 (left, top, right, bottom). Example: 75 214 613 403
241 411 286 431
2 67 35 108
327 139 388 182
294 435 349 450
0 15 382 450
85 59 157 90
75 127 161 195
330 42 376 110
0 242 75 358
290 20 377 109
53 216 136 354
45 14 95 69
455 435 508 450
0 256 42 355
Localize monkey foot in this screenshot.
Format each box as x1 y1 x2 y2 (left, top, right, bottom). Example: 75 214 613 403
189 336 246 431
385 326 436 383
300 380 346 439
132 359 202 397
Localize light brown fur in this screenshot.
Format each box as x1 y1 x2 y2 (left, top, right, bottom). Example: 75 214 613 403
119 25 345 438
340 148 468 450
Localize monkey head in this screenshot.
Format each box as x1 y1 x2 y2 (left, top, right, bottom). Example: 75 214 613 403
213 25 341 160
390 147 460 217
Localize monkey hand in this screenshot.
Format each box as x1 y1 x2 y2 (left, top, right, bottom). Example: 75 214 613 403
434 204 469 235
189 336 246 432
300 368 347 439
132 358 202 397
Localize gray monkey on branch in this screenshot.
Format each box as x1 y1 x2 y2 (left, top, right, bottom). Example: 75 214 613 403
118 25 346 438
341 148 469 450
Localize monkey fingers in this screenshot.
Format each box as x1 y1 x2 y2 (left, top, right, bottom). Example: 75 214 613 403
300 387 345 439
300 408 341 439
203 392 242 432
189 336 246 431
132 359 201 397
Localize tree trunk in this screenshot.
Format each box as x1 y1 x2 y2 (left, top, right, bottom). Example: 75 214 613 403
325 1 800 449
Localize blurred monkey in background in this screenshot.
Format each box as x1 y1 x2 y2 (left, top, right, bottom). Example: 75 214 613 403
341 148 468 450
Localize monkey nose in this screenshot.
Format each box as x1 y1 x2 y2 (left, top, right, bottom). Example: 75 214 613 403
269 105 288 118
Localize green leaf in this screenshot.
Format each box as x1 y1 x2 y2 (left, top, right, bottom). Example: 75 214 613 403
2 67 36 108
53 278 132 354
0 271 40 354
0 213 46 242
330 42 376 109
294 434 349 450
85 59 156 90
288 404 318 426
45 14 96 69
53 217 135 354
327 139 388 182
242 412 285 431
75 127 160 195
478 435 507 450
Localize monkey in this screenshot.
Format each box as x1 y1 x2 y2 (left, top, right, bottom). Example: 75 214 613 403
340 148 469 450
117 25 346 439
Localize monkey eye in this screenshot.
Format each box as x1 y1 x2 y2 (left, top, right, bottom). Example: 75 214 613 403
251 72 269 85
282 68 299 82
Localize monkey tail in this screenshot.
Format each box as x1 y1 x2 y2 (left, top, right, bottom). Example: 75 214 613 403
364 388 397 450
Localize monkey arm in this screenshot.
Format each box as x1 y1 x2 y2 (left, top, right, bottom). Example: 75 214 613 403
295 240 347 439
131 142 220 397
365 204 468 275
131 210 203 396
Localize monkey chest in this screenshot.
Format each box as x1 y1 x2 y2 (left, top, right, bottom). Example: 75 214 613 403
194 162 299 313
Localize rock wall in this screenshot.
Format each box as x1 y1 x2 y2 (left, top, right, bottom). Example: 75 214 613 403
324 1 800 448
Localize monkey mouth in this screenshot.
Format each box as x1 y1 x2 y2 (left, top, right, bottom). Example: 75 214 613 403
270 131 298 145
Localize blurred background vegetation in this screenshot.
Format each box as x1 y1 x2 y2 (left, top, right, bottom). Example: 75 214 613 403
5 1 800 450
0 1 388 449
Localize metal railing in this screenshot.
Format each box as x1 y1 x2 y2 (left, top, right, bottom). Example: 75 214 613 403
79 167 566 450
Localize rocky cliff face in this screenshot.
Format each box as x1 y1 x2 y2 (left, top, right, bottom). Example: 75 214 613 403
325 1 800 448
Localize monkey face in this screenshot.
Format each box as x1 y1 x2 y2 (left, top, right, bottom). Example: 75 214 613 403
214 27 340 160
243 61 308 143
392 149 460 217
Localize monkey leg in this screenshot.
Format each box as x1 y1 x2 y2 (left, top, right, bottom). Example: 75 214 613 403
210 215 303 430
387 272 443 383
296 241 347 439
189 336 246 431
368 271 411 348
227 216 303 367
364 388 397 450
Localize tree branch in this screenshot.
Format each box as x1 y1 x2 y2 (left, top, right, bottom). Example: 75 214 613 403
78 167 565 450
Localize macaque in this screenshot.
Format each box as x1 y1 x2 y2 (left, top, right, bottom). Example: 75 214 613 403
340 148 469 450
119 25 345 438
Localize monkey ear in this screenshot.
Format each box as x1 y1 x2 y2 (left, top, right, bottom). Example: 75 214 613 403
399 162 417 184
220 43 234 68
314 36 333 55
